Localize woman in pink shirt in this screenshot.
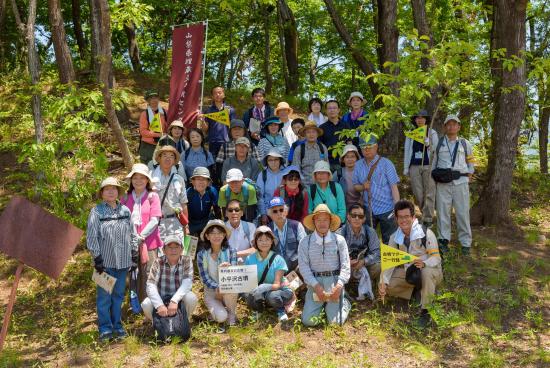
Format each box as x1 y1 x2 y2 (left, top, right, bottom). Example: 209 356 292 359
121 163 163 302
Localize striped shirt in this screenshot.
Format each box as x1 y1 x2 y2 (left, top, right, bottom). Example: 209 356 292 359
297 231 351 288
146 255 193 307
197 247 238 290
292 142 329 186
215 140 261 163
258 136 290 164
86 202 137 269
352 155 400 215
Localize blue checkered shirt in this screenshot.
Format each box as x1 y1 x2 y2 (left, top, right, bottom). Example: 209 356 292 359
352 155 400 215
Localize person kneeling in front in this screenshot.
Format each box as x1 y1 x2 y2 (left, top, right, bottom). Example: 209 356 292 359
299 204 351 326
379 200 443 328
141 235 198 324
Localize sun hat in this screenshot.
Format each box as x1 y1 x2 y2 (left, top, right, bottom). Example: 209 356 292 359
347 91 366 106
168 120 184 134
98 177 125 198
125 163 153 183
252 226 278 246
263 149 284 167
444 115 461 125
154 144 180 163
235 136 251 147
303 203 341 232
340 144 360 164
230 119 246 130
268 196 286 209
144 89 159 100
312 160 332 176
299 120 323 137
411 110 430 127
281 165 303 180
163 235 183 247
274 102 294 116
226 168 244 182
200 219 232 241
190 166 211 181
358 133 379 148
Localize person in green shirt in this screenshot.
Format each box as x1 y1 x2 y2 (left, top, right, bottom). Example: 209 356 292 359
218 168 258 222
307 161 346 224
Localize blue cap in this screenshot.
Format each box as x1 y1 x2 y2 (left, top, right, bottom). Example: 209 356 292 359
263 115 282 127
268 197 286 209
281 165 302 179
358 133 379 147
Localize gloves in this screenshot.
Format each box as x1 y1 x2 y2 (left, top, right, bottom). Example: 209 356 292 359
253 283 273 297
94 255 105 274
130 250 138 272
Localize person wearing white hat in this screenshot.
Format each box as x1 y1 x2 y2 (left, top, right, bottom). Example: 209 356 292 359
308 161 346 224
87 177 137 341
218 168 258 223
141 235 198 325
256 150 286 225
167 120 190 154
121 163 163 303
244 226 295 323
334 144 363 209
342 91 368 130
432 115 475 256
196 220 239 327
186 167 219 236
274 101 297 146
298 204 351 326
292 120 329 187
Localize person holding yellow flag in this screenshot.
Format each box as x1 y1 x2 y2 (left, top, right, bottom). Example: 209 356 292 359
139 89 169 163
403 110 439 227
200 86 236 159
379 200 442 328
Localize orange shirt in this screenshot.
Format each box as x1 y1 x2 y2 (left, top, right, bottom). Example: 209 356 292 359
139 109 169 145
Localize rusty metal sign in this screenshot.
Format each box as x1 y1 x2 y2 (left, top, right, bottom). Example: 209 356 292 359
0 196 84 279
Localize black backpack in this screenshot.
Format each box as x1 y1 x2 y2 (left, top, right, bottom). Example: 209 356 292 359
300 141 325 161
309 182 337 203
152 298 191 342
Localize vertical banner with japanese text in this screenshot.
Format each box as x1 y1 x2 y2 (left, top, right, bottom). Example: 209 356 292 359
168 23 206 128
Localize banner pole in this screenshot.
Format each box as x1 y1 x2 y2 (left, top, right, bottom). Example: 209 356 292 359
0 261 24 352
199 20 209 114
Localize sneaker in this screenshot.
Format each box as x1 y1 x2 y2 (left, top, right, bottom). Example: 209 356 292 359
250 311 260 322
98 331 113 342
461 246 471 257
284 294 297 313
415 310 432 329
277 311 289 322
438 239 450 255
228 313 237 327
356 294 366 301
114 329 128 340
423 220 433 228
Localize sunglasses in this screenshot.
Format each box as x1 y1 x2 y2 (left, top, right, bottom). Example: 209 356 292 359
286 175 300 181
271 208 285 214
350 213 365 219
227 207 241 213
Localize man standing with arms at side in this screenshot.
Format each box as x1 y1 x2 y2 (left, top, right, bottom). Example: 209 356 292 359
319 100 352 173
243 87 274 146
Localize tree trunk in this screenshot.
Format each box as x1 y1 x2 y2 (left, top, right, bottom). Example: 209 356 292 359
539 99 549 174
216 51 228 86
263 4 273 94
0 0 7 66
124 22 141 73
89 0 113 87
324 0 380 104
91 0 133 169
277 0 298 95
71 0 87 62
471 0 527 226
276 3 289 94
48 0 75 84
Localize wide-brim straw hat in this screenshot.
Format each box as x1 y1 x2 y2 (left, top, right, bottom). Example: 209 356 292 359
299 120 323 137
154 144 181 163
200 219 232 241
274 102 294 116
347 91 367 106
97 177 125 198
303 203 341 232
125 163 153 183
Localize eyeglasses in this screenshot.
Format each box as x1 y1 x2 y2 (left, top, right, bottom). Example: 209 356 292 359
271 208 285 214
286 175 300 181
227 207 241 213
350 213 365 219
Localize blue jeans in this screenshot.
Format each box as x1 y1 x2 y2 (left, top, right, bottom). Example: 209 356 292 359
302 276 351 327
246 288 294 314
96 268 128 334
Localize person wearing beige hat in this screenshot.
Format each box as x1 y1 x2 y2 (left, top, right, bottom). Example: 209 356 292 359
167 120 190 154
121 163 163 303
186 167 219 236
334 144 363 209
221 136 261 183
196 220 239 327
256 150 286 225
292 120 329 186
274 101 297 146
150 145 189 241
87 177 137 341
308 161 346 224
342 91 368 130
298 204 351 326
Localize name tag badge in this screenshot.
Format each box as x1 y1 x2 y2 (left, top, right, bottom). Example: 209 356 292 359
415 151 423 159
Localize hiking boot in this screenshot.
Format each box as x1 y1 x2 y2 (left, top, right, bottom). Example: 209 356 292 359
438 239 450 255
114 329 128 340
98 331 113 342
461 246 471 257
277 310 289 322
416 310 432 329
423 220 433 228
228 313 237 327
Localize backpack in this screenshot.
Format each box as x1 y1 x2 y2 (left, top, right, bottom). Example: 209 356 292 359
184 147 209 161
241 221 253 244
309 182 337 203
146 109 168 126
434 137 468 169
225 181 256 204
152 298 191 342
300 141 325 161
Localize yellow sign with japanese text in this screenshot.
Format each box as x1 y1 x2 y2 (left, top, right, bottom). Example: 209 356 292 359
404 125 427 144
381 243 417 271
204 108 230 126
149 113 163 133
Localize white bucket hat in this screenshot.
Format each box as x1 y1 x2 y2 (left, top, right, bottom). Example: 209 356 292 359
347 91 367 106
312 160 332 176
125 163 153 183
226 168 244 183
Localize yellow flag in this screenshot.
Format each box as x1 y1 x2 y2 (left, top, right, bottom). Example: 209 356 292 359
204 109 230 126
404 125 427 144
149 113 163 133
380 243 417 272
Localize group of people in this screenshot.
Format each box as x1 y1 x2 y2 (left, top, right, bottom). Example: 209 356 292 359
85 86 475 341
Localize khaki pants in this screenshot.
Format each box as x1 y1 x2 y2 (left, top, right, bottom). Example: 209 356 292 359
138 249 158 303
436 181 472 247
203 288 238 323
386 266 443 308
409 165 436 222
141 292 199 320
